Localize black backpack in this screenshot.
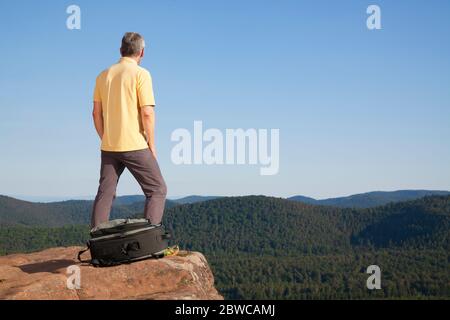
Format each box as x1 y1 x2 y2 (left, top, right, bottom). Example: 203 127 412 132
78 219 171 267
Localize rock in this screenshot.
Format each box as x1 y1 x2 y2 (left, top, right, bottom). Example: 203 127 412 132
0 246 223 300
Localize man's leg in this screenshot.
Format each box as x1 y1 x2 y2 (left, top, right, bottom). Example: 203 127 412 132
91 151 125 228
122 148 167 224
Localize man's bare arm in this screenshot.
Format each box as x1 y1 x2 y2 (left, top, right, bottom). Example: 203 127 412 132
92 101 104 139
141 105 156 157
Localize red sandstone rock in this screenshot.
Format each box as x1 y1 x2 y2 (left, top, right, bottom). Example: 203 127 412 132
0 246 223 300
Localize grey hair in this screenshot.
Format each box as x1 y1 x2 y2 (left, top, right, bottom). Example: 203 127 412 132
120 32 146 57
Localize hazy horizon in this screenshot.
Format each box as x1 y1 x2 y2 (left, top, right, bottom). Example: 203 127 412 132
5 188 450 203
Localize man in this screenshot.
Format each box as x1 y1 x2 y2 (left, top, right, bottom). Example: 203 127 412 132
91 32 167 229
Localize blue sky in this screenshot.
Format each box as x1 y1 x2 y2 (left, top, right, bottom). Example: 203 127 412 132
0 0 449 200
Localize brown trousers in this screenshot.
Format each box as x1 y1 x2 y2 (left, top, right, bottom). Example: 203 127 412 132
91 148 167 228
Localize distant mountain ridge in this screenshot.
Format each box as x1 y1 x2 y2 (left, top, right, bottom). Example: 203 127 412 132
109 190 450 207
7 189 450 209
1 189 450 227
171 195 222 204
288 190 450 208
0 195 177 227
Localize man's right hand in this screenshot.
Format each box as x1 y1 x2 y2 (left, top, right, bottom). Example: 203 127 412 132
149 144 157 159
141 105 156 159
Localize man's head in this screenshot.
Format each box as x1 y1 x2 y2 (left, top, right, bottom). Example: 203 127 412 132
120 32 145 63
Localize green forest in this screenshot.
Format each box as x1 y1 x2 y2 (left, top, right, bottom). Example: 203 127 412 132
0 195 449 299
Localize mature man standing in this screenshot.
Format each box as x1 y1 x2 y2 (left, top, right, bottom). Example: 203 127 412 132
91 32 167 228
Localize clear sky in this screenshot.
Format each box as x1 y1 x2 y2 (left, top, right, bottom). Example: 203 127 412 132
0 0 449 200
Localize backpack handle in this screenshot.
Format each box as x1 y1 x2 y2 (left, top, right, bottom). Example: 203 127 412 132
77 243 91 263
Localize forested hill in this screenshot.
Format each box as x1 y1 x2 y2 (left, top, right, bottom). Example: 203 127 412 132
162 195 449 299
164 195 450 254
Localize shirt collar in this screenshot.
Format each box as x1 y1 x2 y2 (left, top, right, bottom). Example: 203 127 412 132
119 56 138 64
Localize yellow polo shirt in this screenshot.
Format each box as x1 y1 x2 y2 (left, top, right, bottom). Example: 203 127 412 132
93 57 156 152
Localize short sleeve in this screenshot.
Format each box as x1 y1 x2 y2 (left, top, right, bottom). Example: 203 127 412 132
93 77 101 102
137 69 156 107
